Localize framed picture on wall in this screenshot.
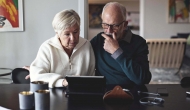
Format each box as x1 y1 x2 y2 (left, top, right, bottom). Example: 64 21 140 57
89 4 104 28
126 12 140 30
168 0 190 23
0 0 24 32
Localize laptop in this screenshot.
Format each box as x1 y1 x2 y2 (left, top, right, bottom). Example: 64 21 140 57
65 76 106 96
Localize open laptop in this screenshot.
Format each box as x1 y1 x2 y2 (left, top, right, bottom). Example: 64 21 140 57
65 76 106 96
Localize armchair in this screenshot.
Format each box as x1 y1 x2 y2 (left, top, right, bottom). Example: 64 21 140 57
0 68 30 84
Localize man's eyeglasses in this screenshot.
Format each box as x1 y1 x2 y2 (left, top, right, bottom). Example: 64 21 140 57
101 21 125 30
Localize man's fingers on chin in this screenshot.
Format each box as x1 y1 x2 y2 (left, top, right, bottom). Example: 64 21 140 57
103 47 107 51
102 34 110 40
104 49 109 53
103 46 105 49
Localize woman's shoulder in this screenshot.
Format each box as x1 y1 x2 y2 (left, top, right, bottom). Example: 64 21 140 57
39 36 57 49
75 37 91 49
79 37 89 45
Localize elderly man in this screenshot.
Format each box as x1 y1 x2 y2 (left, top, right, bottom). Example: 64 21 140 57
90 2 151 85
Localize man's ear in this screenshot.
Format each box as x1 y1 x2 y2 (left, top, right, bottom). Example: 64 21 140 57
123 21 128 28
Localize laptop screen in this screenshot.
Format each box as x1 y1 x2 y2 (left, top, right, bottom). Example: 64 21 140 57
65 76 106 95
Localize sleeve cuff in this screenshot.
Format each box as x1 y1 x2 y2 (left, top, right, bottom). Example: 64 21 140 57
54 79 64 87
111 48 123 59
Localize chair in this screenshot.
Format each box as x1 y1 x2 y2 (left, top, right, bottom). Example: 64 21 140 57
0 68 12 76
146 39 187 79
11 68 30 84
0 68 13 84
0 68 30 84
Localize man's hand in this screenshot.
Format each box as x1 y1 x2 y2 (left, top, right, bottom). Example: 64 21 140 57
102 33 119 54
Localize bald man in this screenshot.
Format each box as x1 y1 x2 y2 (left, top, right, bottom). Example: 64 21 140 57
90 2 151 85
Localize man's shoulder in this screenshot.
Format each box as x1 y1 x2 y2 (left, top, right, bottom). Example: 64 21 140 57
91 32 104 39
131 33 146 43
90 32 104 43
132 33 145 40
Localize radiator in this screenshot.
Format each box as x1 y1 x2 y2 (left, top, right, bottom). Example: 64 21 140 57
146 39 187 68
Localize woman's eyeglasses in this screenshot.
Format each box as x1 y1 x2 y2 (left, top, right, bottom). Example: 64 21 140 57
101 21 125 30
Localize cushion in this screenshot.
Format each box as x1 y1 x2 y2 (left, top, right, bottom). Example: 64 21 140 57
177 33 190 39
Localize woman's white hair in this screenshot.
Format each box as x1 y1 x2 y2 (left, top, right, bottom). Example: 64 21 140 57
52 9 80 35
102 2 127 21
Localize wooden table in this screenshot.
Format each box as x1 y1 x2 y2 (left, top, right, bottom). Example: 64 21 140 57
0 84 190 110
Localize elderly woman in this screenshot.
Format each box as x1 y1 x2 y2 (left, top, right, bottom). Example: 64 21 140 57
30 9 95 88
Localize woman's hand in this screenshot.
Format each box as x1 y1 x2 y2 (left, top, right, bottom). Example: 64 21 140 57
22 66 30 80
25 75 30 80
62 79 68 86
23 66 30 71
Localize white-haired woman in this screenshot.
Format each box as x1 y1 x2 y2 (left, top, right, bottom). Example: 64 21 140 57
30 9 95 88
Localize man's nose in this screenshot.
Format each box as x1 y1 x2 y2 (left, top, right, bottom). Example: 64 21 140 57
107 26 114 33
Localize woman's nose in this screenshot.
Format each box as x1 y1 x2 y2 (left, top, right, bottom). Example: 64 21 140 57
70 34 75 41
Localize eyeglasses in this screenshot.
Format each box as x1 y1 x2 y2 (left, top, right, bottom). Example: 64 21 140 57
101 21 125 30
139 97 165 105
138 91 160 96
138 91 164 105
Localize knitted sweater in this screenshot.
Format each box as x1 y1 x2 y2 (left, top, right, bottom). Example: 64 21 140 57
30 35 95 88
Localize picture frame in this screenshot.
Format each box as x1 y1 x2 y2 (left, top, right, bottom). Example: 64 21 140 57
89 4 140 30
168 0 190 23
89 4 104 28
126 12 140 30
0 0 24 32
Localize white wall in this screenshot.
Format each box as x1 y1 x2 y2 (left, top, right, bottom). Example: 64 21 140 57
142 0 190 39
78 0 88 39
0 0 78 68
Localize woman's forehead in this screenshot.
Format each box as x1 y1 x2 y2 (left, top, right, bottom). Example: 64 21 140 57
63 23 79 32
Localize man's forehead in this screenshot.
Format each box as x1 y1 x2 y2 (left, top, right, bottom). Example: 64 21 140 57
102 7 124 24
102 15 123 24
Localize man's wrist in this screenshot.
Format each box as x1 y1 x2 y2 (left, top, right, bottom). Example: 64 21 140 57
111 48 123 59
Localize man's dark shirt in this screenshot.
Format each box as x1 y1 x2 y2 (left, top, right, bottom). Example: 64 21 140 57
90 29 151 85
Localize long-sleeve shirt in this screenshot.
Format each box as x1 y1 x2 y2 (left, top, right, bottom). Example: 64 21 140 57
30 35 95 88
90 29 151 85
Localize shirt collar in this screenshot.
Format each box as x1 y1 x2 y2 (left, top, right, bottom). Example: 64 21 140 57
121 28 132 43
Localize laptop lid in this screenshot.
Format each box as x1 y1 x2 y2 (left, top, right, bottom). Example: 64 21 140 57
65 76 106 96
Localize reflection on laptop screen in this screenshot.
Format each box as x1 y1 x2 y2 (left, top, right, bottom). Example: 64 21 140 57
65 76 106 95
